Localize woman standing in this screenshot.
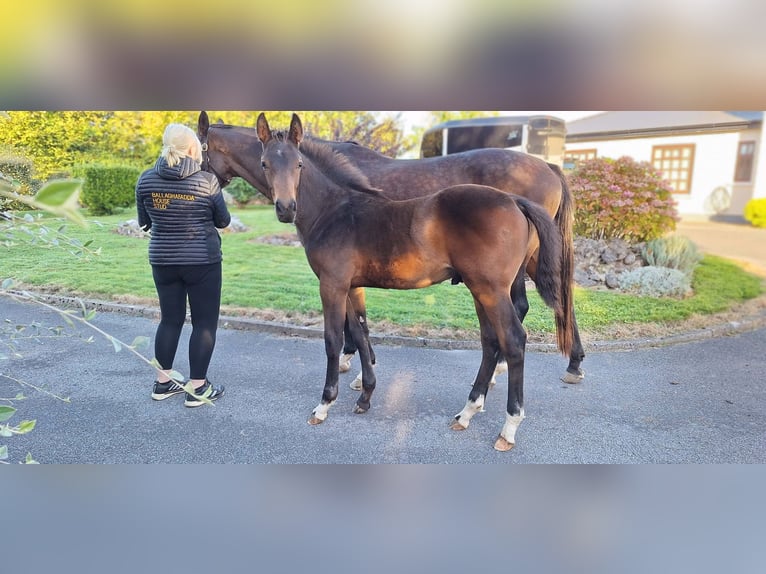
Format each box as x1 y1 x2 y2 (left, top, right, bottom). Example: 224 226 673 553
135 123 231 407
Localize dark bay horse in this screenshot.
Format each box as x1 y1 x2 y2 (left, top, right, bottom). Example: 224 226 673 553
256 113 573 451
197 111 585 384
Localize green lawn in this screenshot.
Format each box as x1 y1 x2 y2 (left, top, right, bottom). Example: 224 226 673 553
3 205 764 337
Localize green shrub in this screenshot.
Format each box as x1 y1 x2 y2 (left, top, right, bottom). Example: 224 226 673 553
0 155 42 210
569 156 679 242
744 198 766 228
618 266 692 298
79 164 141 215
226 178 268 206
641 235 702 277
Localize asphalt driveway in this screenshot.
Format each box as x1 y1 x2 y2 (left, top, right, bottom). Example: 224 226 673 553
3 294 765 463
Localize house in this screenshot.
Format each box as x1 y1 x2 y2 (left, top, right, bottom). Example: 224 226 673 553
564 111 766 220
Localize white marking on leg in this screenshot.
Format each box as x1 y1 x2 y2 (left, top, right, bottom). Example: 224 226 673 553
489 360 508 387
311 400 335 422
453 395 485 428
349 370 364 391
499 410 525 445
339 353 354 373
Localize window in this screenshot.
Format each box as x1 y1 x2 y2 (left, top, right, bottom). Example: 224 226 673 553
734 141 756 182
563 149 597 170
651 144 695 194
446 125 523 154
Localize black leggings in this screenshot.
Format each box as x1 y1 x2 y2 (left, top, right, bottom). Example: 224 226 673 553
151 263 222 380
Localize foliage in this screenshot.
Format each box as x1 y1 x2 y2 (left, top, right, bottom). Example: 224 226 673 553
642 235 703 277
0 111 412 182
743 197 766 228
78 164 141 215
618 266 692 298
225 177 268 207
569 156 679 242
426 111 502 124
0 154 42 210
0 111 116 179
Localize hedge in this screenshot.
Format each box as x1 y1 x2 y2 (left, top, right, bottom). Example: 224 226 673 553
78 164 141 215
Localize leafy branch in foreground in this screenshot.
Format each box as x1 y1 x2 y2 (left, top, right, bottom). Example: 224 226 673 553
1 178 102 258
1 176 212 463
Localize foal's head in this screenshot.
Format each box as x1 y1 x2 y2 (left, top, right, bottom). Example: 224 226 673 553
256 112 304 223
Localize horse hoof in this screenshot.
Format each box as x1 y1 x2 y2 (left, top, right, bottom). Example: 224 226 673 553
352 404 368 414
450 418 468 431
561 370 585 384
349 373 363 391
308 415 325 425
493 435 515 452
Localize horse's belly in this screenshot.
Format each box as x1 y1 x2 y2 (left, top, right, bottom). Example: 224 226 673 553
355 257 450 290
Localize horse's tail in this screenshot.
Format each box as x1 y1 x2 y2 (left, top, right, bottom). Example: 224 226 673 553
515 195 574 357
548 163 576 357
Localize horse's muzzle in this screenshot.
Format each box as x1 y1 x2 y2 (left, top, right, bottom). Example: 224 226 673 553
275 199 297 223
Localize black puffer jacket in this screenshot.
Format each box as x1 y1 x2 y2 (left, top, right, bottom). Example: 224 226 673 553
135 156 231 266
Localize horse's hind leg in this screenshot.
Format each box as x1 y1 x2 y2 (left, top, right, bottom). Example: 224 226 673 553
451 297 500 431
490 270 530 386
494 301 527 452
340 318 356 373
562 314 586 384
345 288 376 390
527 258 585 384
345 296 377 414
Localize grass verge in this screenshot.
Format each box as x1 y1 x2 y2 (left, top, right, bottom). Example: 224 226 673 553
3 206 764 341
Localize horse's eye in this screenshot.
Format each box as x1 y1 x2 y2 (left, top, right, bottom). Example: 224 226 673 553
297 160 303 169
261 160 268 170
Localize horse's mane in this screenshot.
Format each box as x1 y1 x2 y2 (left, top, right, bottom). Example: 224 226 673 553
272 131 382 196
209 123 255 135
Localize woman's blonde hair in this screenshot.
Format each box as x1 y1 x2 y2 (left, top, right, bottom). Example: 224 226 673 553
161 123 203 167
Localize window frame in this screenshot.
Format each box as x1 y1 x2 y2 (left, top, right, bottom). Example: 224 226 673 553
734 140 756 183
563 148 597 170
651 144 695 194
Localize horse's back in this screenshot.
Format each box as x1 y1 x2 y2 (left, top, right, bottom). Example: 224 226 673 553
355 147 563 214
423 184 533 245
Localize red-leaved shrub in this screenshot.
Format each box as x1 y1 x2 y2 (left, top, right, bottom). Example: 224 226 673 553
569 156 679 242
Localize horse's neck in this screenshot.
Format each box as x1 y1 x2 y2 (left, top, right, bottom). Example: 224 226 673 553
294 167 351 235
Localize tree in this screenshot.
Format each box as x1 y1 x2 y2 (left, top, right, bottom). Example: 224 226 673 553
0 111 413 179
0 111 114 179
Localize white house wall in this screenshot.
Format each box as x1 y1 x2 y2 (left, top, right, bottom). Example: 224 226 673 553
568 129 760 217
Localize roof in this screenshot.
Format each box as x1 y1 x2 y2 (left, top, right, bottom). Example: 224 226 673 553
566 111 763 142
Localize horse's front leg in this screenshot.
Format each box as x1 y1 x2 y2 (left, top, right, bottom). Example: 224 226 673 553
308 284 347 425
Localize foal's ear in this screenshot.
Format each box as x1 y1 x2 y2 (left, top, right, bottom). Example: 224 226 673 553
197 111 209 138
289 113 303 146
256 113 272 144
